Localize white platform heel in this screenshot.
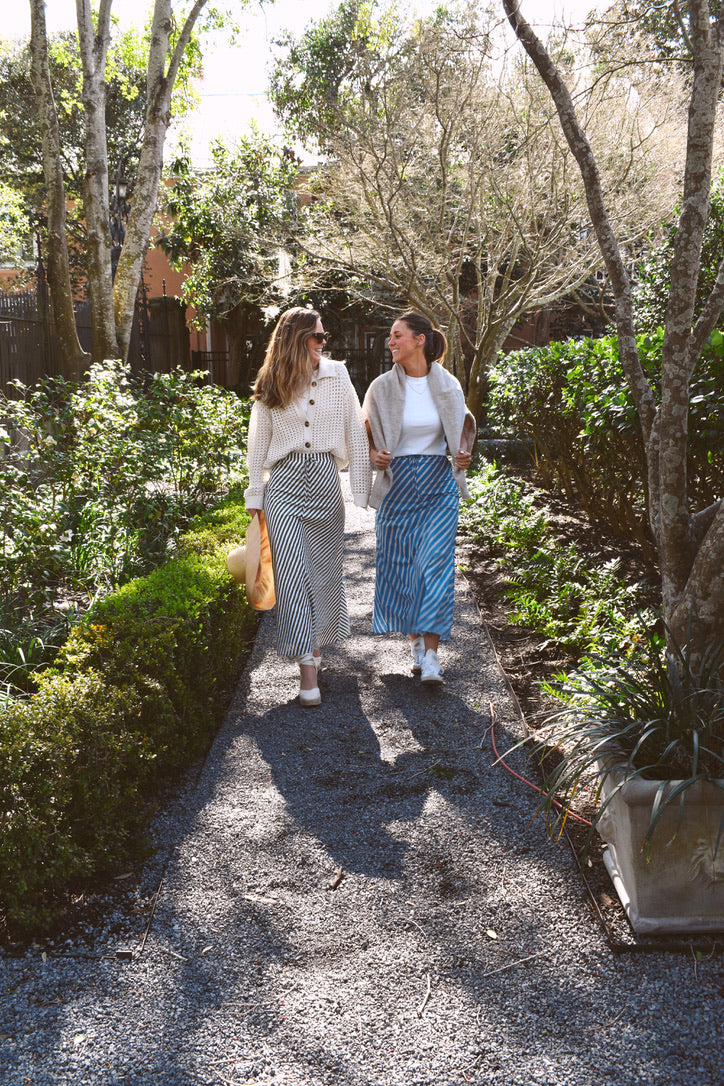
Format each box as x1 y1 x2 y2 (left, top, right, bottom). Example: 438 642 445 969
297 652 321 706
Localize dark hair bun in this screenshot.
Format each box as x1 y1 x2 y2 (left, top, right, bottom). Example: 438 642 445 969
396 311 447 365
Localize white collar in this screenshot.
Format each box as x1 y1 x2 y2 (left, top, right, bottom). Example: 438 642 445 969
315 357 338 380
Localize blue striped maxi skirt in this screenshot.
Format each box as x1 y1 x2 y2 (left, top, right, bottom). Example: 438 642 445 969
264 452 349 658
373 455 459 641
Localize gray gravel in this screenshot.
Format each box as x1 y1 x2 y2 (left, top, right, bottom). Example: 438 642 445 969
2 479 724 1086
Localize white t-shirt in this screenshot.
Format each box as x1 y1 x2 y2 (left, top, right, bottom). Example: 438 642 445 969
393 375 447 457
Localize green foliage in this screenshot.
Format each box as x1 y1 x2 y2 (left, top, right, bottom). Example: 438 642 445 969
459 462 549 550
158 132 300 325
460 465 652 660
487 330 724 545
0 23 200 271
461 461 724 852
0 496 255 934
0 360 250 699
0 31 146 247
268 0 668 419
635 170 724 329
0 182 30 266
268 0 386 145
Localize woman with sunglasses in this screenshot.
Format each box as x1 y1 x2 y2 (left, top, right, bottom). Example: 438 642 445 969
363 311 475 685
245 307 371 705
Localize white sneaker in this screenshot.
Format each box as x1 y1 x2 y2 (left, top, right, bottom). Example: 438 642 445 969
420 648 444 685
410 636 425 673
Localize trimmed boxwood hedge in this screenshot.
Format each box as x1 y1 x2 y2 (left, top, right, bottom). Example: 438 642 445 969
0 496 256 935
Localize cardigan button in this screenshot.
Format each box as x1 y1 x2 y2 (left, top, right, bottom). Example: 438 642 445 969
309 399 315 405
311 381 317 387
304 420 310 427
304 441 311 448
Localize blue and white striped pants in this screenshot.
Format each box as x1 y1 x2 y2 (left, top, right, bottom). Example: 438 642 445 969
264 452 349 658
373 455 459 641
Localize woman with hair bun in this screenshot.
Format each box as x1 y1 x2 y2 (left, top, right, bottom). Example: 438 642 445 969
245 307 371 706
363 311 475 685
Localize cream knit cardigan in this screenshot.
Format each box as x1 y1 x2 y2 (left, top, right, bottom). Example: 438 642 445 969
244 358 371 510
363 362 476 509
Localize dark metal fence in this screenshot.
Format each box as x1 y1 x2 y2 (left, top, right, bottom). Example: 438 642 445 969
342 348 392 398
0 275 191 395
191 350 233 386
0 279 59 391
0 280 391 397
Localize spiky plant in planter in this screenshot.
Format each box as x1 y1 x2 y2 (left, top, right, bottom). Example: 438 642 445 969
533 619 724 933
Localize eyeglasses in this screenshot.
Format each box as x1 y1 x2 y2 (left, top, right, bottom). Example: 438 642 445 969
309 332 330 344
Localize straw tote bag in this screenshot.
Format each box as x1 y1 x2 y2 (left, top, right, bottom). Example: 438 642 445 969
226 512 276 611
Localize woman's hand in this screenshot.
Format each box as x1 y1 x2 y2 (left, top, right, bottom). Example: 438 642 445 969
454 449 472 470
249 508 260 518
366 421 393 470
371 446 393 471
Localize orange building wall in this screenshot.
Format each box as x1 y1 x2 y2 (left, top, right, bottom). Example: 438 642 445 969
143 228 214 358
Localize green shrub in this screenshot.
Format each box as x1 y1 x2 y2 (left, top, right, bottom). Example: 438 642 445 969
0 674 154 928
530 624 724 852
487 330 724 548
460 463 652 661
0 361 251 698
0 496 255 935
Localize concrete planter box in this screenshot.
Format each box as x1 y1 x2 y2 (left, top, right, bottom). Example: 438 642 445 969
597 765 724 934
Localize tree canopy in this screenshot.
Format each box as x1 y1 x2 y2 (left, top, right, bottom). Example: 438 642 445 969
270 0 683 421
0 29 154 206
157 132 301 388
591 0 723 76
13 0 242 376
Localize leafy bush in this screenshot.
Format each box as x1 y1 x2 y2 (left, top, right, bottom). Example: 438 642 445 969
459 462 548 550
462 462 724 853
0 496 255 934
487 330 724 549
0 361 250 698
635 169 724 330
460 464 653 660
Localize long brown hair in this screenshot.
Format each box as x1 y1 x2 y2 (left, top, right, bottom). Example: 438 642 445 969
396 311 447 366
253 307 321 408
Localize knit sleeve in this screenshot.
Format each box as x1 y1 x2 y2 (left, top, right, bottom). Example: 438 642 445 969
343 373 371 506
244 401 272 509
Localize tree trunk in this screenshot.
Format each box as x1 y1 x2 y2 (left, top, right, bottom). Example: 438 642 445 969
465 320 519 425
29 0 90 381
76 0 119 362
502 0 724 652
113 0 209 361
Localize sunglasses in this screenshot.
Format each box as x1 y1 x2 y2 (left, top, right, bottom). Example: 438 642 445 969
309 332 330 344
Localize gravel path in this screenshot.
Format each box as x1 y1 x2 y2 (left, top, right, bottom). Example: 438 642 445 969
2 480 724 1086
